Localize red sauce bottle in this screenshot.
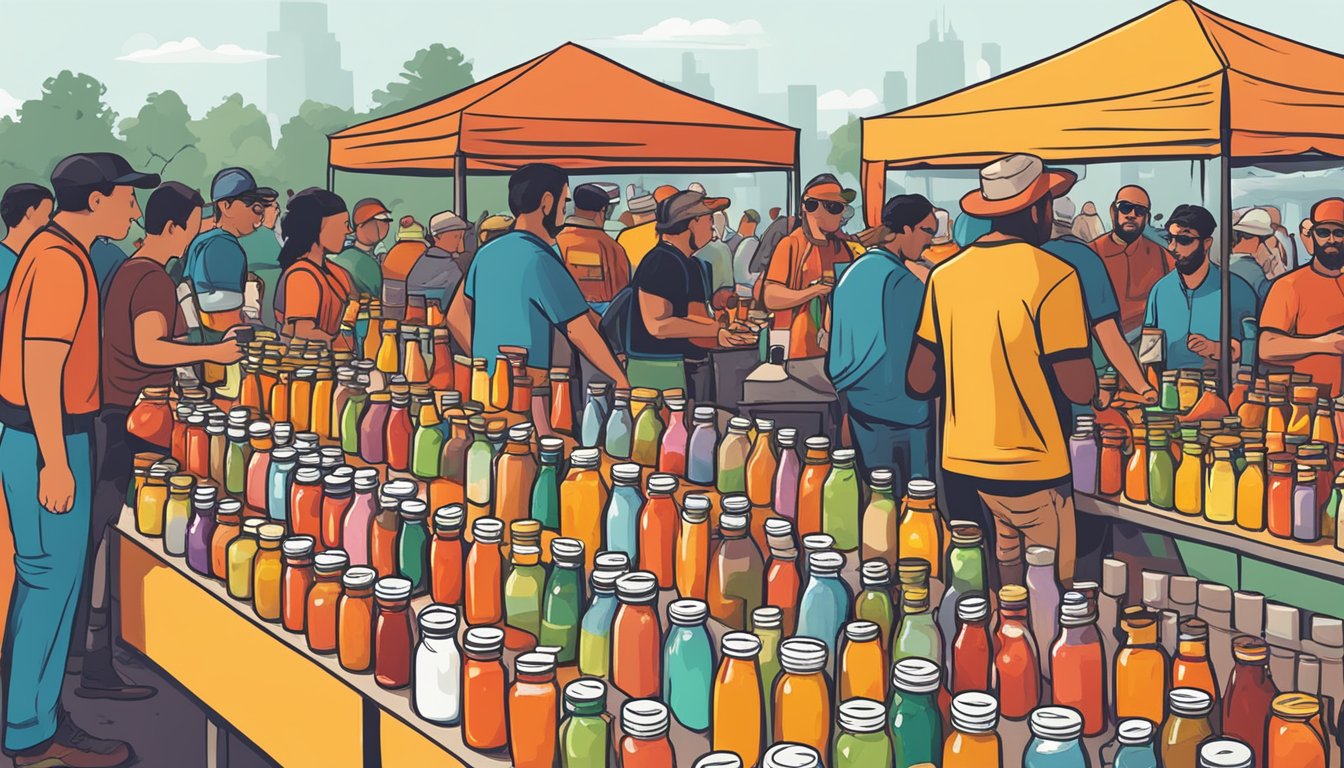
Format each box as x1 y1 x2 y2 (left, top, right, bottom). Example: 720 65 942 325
281 535 315 634
951 594 993 694
994 585 1041 720
373 577 414 689
430 504 466 605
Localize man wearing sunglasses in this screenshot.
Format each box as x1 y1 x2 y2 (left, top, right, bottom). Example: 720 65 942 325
1260 198 1344 398
761 173 862 359
1089 185 1171 337
180 166 277 340
1142 204 1257 372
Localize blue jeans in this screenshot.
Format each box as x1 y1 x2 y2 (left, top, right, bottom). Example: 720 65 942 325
846 409 932 493
1 427 93 751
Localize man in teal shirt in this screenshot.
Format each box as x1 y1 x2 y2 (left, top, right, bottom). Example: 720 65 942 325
1145 204 1258 371
181 167 276 337
331 197 391 298
828 194 935 488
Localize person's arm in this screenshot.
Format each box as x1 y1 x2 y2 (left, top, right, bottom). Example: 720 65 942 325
288 319 335 343
762 280 828 312
564 313 629 390
1093 318 1153 397
1259 329 1344 362
445 280 473 355
1051 354 1099 405
1039 271 1096 405
906 339 942 399
133 309 241 367
27 341 75 512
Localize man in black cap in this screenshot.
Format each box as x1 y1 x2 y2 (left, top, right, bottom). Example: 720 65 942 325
626 188 756 393
180 166 277 338
0 151 157 767
557 182 629 313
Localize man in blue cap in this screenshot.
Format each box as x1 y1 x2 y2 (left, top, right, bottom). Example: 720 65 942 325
180 167 277 339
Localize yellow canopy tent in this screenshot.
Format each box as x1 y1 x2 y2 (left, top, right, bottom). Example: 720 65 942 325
861 0 1344 226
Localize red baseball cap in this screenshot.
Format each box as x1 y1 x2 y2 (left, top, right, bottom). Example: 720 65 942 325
353 198 393 227
1311 197 1344 227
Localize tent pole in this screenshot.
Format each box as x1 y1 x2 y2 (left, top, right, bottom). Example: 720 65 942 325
327 166 334 193
454 153 468 218
784 170 793 221
1218 75 1233 399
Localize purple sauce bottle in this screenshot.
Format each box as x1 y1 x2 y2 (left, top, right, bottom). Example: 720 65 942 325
773 428 802 520
185 486 219 577
1069 422 1099 496
1292 465 1319 542
1025 544 1062 681
343 467 381 566
358 392 393 465
686 406 719 486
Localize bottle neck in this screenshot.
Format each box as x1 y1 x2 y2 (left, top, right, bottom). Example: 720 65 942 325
1124 623 1159 646
1178 638 1209 660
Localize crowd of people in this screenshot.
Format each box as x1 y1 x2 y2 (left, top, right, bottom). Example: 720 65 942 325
1 144 1343 765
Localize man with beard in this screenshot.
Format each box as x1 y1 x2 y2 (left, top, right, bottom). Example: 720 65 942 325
446 163 628 434
1090 185 1172 337
1260 198 1344 397
1143 204 1257 372
626 188 756 392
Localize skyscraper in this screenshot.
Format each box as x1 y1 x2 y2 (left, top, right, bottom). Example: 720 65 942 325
788 84 821 170
915 16 966 104
675 52 715 101
883 71 909 112
266 1 354 119
981 43 1002 78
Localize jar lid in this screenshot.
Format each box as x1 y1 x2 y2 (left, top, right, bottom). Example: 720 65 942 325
621 698 669 739
801 533 834 551
187 413 206 426
294 467 323 484
630 387 659 401
647 474 679 494
804 436 831 451
169 474 196 490
868 468 893 488
550 537 585 566
957 595 990 622
322 474 352 491
721 631 762 659
950 522 983 546
668 599 708 625
999 584 1029 605
611 463 643 483
570 448 601 468
463 626 504 656
313 550 349 573
728 416 751 431
590 569 621 592
808 551 843 574
226 426 247 440
751 606 783 630
762 743 822 768
270 446 298 462
241 518 266 535
776 428 797 446
693 406 716 420
192 486 217 503
950 691 1000 732
837 698 887 734
538 436 565 454
693 753 744 768
1199 739 1253 768
860 559 891 587
1272 692 1321 719
754 418 775 431
399 499 429 519
433 504 465 530
593 551 630 574
216 497 243 516
374 577 412 601
1115 718 1155 745
721 494 751 514
844 621 879 643
1059 591 1093 624
764 517 794 537
342 566 377 589
720 511 749 531
906 479 936 498
1179 617 1209 640
298 453 322 468
382 478 419 499
831 448 856 463
281 536 314 558
472 518 503 543
1025 545 1056 566
892 657 942 693
563 678 606 711
1168 687 1214 716
1232 635 1269 662
257 523 286 541
681 494 711 523
514 651 556 676
779 638 828 673
1030 706 1083 740
616 572 658 603
588 381 609 394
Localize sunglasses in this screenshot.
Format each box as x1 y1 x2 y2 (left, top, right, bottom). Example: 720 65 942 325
1115 201 1149 217
1313 226 1344 239
919 225 938 236
1164 234 1200 247
804 198 846 215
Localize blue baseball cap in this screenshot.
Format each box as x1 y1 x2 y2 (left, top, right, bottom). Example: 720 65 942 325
210 167 277 203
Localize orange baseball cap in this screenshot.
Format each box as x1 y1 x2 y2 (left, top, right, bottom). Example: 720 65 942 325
1311 197 1344 227
804 173 857 204
653 184 680 203
353 198 392 226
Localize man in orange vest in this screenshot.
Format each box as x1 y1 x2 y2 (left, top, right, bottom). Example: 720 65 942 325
557 183 628 314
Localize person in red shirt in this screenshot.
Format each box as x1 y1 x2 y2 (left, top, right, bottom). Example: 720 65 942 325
1089 185 1171 336
1259 197 1344 397
760 173 862 359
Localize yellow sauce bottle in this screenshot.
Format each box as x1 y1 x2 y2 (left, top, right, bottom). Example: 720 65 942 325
252 523 286 622
376 319 400 374
1236 450 1266 531
135 465 172 537
470 358 490 408
1174 442 1204 516
227 519 265 600
1204 447 1237 524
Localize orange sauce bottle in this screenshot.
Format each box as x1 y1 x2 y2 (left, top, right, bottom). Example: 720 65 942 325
712 632 765 767
772 637 831 755
209 499 242 580
1114 606 1169 725
320 473 353 551
508 652 559 768
993 585 1040 721
281 535 315 633
430 504 466 606
795 437 831 537
639 474 680 589
1266 453 1296 539
839 621 886 702
1125 426 1150 504
290 368 314 432
494 424 538 536
310 367 334 437
463 627 509 750
1268 693 1328 768
270 370 291 424
560 448 607 573
251 523 286 622
289 467 325 543
337 566 376 673
675 494 711 600
305 550 349 654
612 572 661 699
465 518 504 626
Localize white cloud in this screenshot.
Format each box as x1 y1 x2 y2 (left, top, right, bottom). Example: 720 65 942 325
116 37 276 64
609 18 764 48
0 88 21 120
817 88 880 111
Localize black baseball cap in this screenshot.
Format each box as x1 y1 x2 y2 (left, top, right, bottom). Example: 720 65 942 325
573 183 613 213
52 153 159 195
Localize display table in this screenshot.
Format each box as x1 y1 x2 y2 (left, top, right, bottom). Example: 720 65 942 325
1075 493 1344 617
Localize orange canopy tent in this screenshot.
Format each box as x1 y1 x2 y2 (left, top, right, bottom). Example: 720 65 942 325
860 0 1344 226
329 42 799 213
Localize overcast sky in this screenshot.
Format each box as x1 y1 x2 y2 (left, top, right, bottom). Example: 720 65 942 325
4 0 1342 127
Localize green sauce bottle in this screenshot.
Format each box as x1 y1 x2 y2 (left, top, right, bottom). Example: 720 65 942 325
558 678 609 767
822 448 861 552
834 698 893 767
539 538 585 663
504 543 547 647
889 657 943 768
1147 430 1175 510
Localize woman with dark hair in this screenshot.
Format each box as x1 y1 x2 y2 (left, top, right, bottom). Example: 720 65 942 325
274 187 355 346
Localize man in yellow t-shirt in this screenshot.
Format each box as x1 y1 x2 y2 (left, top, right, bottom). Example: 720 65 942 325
907 154 1096 589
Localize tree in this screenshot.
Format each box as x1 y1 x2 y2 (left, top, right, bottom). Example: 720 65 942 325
828 115 860 180
0 71 122 189
371 44 474 117
190 94 276 188
119 90 196 179
273 100 354 192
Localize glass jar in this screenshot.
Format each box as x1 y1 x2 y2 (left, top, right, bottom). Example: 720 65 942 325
773 637 832 756
429 504 465 606
712 632 765 766
1099 427 1127 496
1114 606 1168 725
773 428 802 521
951 595 992 695
1125 426 1150 504
833 698 891 768
765 519 802 636
281 535 315 633
1222 636 1276 766
630 388 665 467
893 586 942 668
226 518 264 600
1101 719 1158 768
855 560 895 652
1172 617 1219 703
339 376 369 456
604 463 644 563
939 523 987 657
795 551 851 656
898 479 943 579
1024 706 1087 768
504 543 546 651
306 550 349 654
531 436 563 533
657 395 689 477
1147 430 1175 510
337 566 376 673
860 469 898 566
494 424 538 537
135 465 172 537
540 537 585 663
663 599 714 732
604 390 633 460
1175 442 1204 516
891 657 943 767
559 678 609 767
1293 464 1321 542
1050 592 1105 736
465 518 504 626
1266 453 1296 538
409 605 462 726
396 499 430 594
507 651 559 767
1267 693 1327 767
717 417 753 494
994 585 1040 721
822 448 861 552
183 485 217 577
745 418 778 508
209 496 242 581
838 621 885 703
579 381 609 449
686 406 719 486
